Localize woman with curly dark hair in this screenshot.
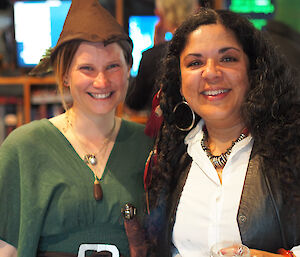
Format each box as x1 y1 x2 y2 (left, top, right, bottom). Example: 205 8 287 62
144 8 300 257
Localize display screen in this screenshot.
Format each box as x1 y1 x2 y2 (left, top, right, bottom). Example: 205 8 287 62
13 0 71 68
229 0 274 14
128 15 159 77
226 0 275 29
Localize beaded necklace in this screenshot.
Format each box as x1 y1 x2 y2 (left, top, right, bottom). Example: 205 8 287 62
201 126 249 169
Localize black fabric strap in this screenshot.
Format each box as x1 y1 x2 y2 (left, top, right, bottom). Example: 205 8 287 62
37 251 123 257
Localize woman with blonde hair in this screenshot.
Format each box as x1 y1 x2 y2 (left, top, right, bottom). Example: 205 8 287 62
0 0 152 256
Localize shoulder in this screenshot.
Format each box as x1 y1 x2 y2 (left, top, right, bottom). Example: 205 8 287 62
1 119 51 149
8 118 50 138
0 119 51 173
142 43 168 59
119 119 154 147
121 119 150 137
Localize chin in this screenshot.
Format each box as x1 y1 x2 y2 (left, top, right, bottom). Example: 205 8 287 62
199 111 231 122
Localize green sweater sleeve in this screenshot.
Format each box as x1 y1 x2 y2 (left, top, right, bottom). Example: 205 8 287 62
0 120 54 255
0 129 21 247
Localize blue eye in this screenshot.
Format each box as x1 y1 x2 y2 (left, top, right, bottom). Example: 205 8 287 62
107 63 120 70
80 66 93 71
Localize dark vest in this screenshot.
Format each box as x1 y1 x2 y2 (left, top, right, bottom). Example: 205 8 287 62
149 145 300 256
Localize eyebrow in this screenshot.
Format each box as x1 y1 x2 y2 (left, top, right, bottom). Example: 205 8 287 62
183 47 241 60
219 47 241 53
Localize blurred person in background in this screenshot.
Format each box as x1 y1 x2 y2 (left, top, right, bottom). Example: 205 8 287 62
263 0 300 73
125 0 213 115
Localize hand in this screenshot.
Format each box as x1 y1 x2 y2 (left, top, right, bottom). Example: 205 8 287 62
0 240 17 257
153 9 166 46
154 19 167 46
250 249 284 257
123 218 147 257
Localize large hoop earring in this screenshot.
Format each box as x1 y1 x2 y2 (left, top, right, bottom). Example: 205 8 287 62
173 100 195 131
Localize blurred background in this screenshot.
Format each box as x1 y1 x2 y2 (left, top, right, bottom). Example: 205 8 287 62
0 0 299 143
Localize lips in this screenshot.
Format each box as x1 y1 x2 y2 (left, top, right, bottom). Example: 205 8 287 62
201 89 230 96
88 92 113 99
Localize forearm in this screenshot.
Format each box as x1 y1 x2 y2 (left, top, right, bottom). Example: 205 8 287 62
0 240 17 257
250 248 299 257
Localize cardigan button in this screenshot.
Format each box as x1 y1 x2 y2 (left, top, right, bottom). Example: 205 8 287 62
238 215 247 223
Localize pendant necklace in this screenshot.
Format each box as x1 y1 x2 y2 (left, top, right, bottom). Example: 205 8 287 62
65 110 116 200
201 126 249 169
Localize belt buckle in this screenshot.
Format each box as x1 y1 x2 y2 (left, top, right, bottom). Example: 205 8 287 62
77 244 119 257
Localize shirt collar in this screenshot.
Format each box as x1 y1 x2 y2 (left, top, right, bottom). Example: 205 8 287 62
184 119 253 156
184 119 205 145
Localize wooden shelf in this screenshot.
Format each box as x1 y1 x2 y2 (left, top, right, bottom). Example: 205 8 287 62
0 75 148 126
0 76 57 123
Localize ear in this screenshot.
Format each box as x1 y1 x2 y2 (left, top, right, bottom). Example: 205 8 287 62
63 75 69 87
154 8 163 19
127 66 131 80
180 87 183 96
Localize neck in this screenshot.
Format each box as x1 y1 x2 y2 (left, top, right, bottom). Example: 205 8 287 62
67 107 117 141
204 121 246 156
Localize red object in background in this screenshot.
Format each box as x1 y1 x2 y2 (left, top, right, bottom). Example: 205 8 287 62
144 90 163 138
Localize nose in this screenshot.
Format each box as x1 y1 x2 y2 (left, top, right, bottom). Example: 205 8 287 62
201 59 220 81
93 72 109 88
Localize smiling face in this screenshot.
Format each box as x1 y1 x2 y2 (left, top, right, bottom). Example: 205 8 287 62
180 24 249 127
65 41 130 117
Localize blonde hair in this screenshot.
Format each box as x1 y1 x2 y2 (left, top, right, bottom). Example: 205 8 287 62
155 0 198 29
51 40 82 111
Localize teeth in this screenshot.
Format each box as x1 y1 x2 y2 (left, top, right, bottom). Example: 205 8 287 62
89 92 112 99
202 89 229 96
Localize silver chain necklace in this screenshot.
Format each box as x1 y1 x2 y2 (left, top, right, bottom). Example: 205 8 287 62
65 110 116 167
64 109 116 200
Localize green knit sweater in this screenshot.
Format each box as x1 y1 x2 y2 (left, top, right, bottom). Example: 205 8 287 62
0 119 153 257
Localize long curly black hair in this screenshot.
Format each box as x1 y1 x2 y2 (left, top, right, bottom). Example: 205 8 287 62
148 8 300 209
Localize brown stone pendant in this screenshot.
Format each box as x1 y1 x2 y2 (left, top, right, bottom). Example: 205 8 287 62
93 179 103 201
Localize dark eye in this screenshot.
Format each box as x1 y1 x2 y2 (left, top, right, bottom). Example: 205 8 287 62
187 60 202 68
221 56 238 62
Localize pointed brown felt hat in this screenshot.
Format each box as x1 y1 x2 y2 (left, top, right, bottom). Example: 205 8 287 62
30 0 132 75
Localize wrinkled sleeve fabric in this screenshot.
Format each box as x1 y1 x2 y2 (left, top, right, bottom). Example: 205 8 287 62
0 130 21 248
